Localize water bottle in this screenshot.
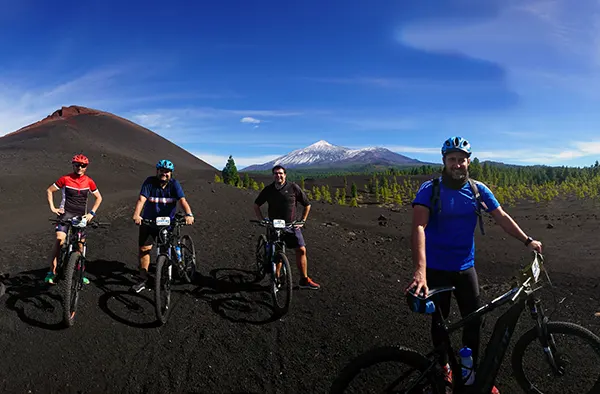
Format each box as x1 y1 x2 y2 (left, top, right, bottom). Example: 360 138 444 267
175 245 182 261
459 347 475 385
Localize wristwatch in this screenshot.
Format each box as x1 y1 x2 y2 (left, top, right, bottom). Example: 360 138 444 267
185 213 194 217
524 236 533 246
89 210 96 217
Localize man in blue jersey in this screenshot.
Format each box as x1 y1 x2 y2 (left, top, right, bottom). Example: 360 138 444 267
405 136 542 393
130 159 195 292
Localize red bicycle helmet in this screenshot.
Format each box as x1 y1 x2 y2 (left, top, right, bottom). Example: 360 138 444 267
72 154 89 165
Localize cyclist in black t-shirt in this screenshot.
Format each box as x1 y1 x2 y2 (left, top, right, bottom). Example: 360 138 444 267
254 165 320 290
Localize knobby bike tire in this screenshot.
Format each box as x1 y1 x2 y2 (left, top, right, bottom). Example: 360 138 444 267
180 235 196 283
255 235 267 281
511 321 600 394
154 254 172 325
61 251 83 327
329 345 446 394
271 251 292 316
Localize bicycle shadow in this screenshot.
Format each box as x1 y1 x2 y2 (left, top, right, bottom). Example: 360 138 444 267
1 269 66 330
193 268 281 325
86 259 162 329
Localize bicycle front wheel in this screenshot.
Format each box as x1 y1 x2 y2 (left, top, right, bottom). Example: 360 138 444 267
180 235 196 283
271 251 292 316
61 251 84 327
512 321 600 394
330 346 445 394
154 255 172 325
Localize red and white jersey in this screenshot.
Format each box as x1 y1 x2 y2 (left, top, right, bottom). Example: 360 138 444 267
53 173 99 216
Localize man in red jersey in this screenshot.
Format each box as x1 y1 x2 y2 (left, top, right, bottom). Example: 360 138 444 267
45 154 103 284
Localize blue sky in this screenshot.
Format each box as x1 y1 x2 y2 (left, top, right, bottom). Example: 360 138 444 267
1 0 600 169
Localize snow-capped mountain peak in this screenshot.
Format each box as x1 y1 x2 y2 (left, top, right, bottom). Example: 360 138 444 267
242 140 424 171
308 140 334 149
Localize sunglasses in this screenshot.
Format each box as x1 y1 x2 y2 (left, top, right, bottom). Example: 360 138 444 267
72 163 87 168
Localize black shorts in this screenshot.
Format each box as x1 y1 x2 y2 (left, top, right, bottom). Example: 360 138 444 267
55 212 86 238
139 224 159 247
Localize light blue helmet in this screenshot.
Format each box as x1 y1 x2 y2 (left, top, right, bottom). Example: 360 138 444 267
156 159 174 171
441 136 472 157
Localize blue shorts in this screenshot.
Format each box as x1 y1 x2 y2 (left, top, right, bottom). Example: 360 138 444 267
282 228 306 249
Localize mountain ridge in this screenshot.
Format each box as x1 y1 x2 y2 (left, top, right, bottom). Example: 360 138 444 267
243 140 431 171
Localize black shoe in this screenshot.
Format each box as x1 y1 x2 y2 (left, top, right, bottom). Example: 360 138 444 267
130 278 147 293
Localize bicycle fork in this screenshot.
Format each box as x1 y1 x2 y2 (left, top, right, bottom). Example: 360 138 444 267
529 298 564 376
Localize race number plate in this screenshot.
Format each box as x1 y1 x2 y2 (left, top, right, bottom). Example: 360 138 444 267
272 219 286 228
156 216 171 226
532 257 541 282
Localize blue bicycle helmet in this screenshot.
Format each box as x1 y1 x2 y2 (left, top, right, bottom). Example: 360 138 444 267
156 159 175 171
441 136 472 157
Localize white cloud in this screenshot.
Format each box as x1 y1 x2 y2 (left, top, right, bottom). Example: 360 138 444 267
193 152 281 169
397 0 600 94
240 116 261 124
476 140 600 164
388 146 440 155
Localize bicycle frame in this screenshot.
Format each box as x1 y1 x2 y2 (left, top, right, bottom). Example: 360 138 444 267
260 220 297 275
419 255 549 393
55 220 88 273
144 216 187 269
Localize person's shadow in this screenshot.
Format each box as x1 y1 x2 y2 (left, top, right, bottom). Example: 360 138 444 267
193 268 281 325
2 269 66 330
86 259 164 329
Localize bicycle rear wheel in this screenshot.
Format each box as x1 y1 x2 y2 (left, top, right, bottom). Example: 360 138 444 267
61 251 84 327
271 251 292 316
255 235 267 281
330 346 445 394
154 255 172 325
512 321 600 394
180 235 196 283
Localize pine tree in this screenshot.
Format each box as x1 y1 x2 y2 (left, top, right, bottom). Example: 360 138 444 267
214 174 222 183
222 155 241 186
351 182 358 199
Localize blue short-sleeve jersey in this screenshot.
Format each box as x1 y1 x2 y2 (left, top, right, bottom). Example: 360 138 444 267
412 177 500 271
140 176 185 220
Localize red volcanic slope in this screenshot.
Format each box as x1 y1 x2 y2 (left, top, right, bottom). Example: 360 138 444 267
0 105 216 173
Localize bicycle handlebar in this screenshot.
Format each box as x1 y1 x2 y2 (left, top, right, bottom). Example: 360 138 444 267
140 216 188 227
48 217 110 229
250 219 303 228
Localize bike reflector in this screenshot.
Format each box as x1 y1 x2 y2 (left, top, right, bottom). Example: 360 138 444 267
156 216 171 226
272 219 286 228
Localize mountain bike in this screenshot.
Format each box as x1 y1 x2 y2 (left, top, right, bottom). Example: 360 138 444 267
330 251 600 393
142 212 196 325
49 216 109 327
251 219 296 316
